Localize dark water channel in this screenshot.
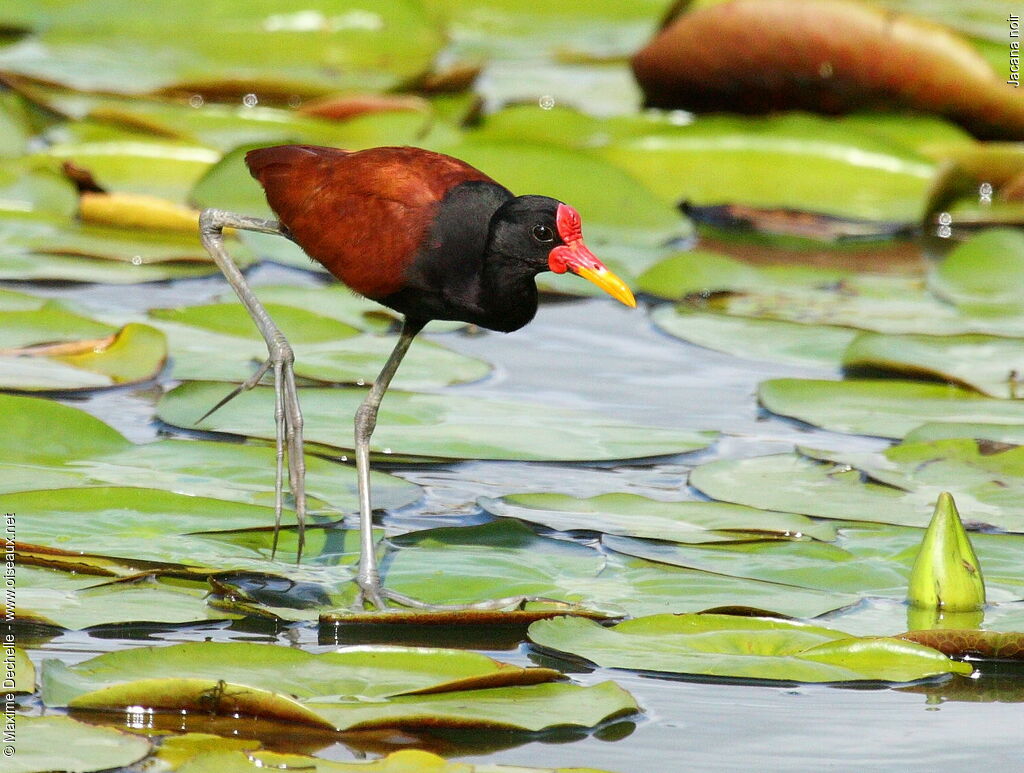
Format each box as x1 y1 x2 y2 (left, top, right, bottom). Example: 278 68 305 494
14 263 1024 771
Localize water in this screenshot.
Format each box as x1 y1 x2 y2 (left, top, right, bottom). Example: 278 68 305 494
13 263 1024 770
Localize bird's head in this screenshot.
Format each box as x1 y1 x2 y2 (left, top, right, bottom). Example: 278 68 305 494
489 196 636 308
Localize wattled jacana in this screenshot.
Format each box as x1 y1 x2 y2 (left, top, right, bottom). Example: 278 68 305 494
199 145 636 609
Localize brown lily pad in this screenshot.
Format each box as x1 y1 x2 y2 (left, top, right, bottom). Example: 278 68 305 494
897 630 1024 660
321 604 615 627
632 0 1024 140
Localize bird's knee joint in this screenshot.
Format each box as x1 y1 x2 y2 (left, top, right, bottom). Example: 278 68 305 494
355 404 377 434
198 208 226 236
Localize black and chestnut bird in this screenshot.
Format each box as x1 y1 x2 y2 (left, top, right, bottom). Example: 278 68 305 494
199 145 636 609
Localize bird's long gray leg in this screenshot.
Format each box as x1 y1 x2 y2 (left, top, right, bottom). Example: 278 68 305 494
351 319 568 613
198 208 306 561
354 317 425 608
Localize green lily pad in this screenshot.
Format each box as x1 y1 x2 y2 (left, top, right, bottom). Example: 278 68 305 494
0 322 168 391
10 715 152 773
13 568 240 630
34 88 431 153
305 681 638 732
428 0 665 60
603 523 1024 600
0 288 58 312
930 229 1024 315
0 393 419 512
0 0 443 97
904 423 1024 444
689 447 1024 532
0 161 79 217
0 304 115 348
758 378 1024 439
144 301 490 388
42 641 561 708
11 646 34 693
598 113 936 222
0 90 29 157
381 521 854 619
7 486 310 567
158 381 715 462
843 331 1024 398
182 748 616 773
0 210 257 284
651 305 855 369
482 492 836 543
41 641 633 734
0 249 239 283
528 614 972 682
39 140 219 203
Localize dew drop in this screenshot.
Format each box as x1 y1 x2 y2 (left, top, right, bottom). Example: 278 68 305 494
538 94 555 110
242 93 259 108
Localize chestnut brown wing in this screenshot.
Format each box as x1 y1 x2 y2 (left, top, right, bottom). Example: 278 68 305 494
245 145 496 299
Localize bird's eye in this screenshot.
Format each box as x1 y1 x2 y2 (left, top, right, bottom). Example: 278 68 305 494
532 225 554 243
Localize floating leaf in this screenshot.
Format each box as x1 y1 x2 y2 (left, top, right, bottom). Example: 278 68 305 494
1 322 168 391
759 378 1024 439
0 304 115 349
42 641 561 709
603 524 1024 600
904 422 1024 445
181 748 617 773
10 715 151 773
842 331 1024 398
652 306 854 369
39 140 219 203
689 447 1024 532
599 112 936 222
898 629 1024 660
0 0 443 97
13 566 240 629
42 642 633 734
158 381 716 462
0 393 419 513
7 486 308 566
145 301 490 388
632 0 1024 140
929 229 1024 315
0 161 79 217
304 681 639 733
10 646 34 693
382 521 853 619
529 614 972 682
907 492 986 612
636 249 847 300
482 492 836 543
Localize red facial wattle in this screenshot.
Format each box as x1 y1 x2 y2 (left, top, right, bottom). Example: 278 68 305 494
547 203 637 308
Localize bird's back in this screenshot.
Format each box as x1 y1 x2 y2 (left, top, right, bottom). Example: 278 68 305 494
246 145 497 300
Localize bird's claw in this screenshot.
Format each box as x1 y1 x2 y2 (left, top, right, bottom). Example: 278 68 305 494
198 341 306 562
267 340 306 562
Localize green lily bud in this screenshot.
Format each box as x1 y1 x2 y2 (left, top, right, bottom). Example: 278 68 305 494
907 492 986 613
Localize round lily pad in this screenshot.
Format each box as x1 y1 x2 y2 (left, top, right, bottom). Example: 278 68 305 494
158 381 716 462
759 378 1024 439
10 715 152 773
529 613 972 682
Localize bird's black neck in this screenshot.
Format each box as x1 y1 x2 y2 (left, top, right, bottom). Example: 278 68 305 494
384 180 541 332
